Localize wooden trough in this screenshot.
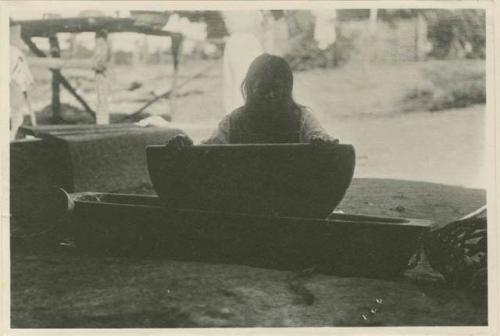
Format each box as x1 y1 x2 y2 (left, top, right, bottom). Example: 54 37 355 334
67 143 432 278
72 192 430 278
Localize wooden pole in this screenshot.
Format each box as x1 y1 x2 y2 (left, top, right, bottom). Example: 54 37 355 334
169 33 183 121
48 34 62 124
170 67 178 120
94 30 110 125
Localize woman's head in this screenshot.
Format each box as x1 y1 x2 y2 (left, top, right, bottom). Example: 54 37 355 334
241 54 296 113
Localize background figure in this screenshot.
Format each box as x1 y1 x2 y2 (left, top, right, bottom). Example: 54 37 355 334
10 23 36 140
261 10 289 57
222 11 264 114
312 10 337 50
312 10 337 67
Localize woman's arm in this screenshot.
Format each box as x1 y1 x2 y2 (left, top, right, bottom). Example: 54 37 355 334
299 109 337 143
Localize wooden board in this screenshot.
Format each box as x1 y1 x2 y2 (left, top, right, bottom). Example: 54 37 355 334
147 143 355 218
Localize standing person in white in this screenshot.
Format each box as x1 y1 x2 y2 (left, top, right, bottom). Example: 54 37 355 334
10 23 36 140
222 11 264 114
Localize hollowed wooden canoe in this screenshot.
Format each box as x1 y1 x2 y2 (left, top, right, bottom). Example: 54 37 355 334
71 193 431 278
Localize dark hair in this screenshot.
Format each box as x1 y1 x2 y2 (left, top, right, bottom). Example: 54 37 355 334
241 53 303 111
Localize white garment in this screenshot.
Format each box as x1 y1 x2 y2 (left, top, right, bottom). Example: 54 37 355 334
223 11 263 35
10 45 34 93
273 17 290 56
10 108 25 140
261 14 289 56
222 11 264 114
312 10 337 50
10 46 35 139
95 73 110 125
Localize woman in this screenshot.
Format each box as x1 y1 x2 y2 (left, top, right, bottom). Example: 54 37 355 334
168 54 338 146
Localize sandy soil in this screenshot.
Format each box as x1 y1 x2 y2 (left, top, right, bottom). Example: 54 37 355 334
11 178 486 328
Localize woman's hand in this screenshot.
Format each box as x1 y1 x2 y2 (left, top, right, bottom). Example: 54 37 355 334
310 135 339 146
165 134 193 150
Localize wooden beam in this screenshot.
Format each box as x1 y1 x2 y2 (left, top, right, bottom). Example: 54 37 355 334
171 33 183 71
21 34 97 120
18 17 174 37
18 17 131 36
48 34 62 124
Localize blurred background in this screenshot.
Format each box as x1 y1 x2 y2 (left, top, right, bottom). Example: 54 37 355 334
9 7 487 188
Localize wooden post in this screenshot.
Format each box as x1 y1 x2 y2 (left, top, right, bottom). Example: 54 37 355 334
48 34 62 124
170 67 178 120
94 30 110 125
169 33 183 120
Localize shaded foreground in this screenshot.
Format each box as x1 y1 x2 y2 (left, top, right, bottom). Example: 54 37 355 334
11 178 487 327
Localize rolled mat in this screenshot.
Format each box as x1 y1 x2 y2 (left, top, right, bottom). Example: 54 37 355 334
16 124 185 192
11 125 184 239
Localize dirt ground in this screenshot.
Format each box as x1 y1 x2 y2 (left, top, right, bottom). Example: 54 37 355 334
11 178 487 328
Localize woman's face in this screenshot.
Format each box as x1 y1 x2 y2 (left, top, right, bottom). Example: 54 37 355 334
250 77 291 112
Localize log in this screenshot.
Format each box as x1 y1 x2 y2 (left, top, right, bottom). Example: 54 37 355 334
18 17 174 37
